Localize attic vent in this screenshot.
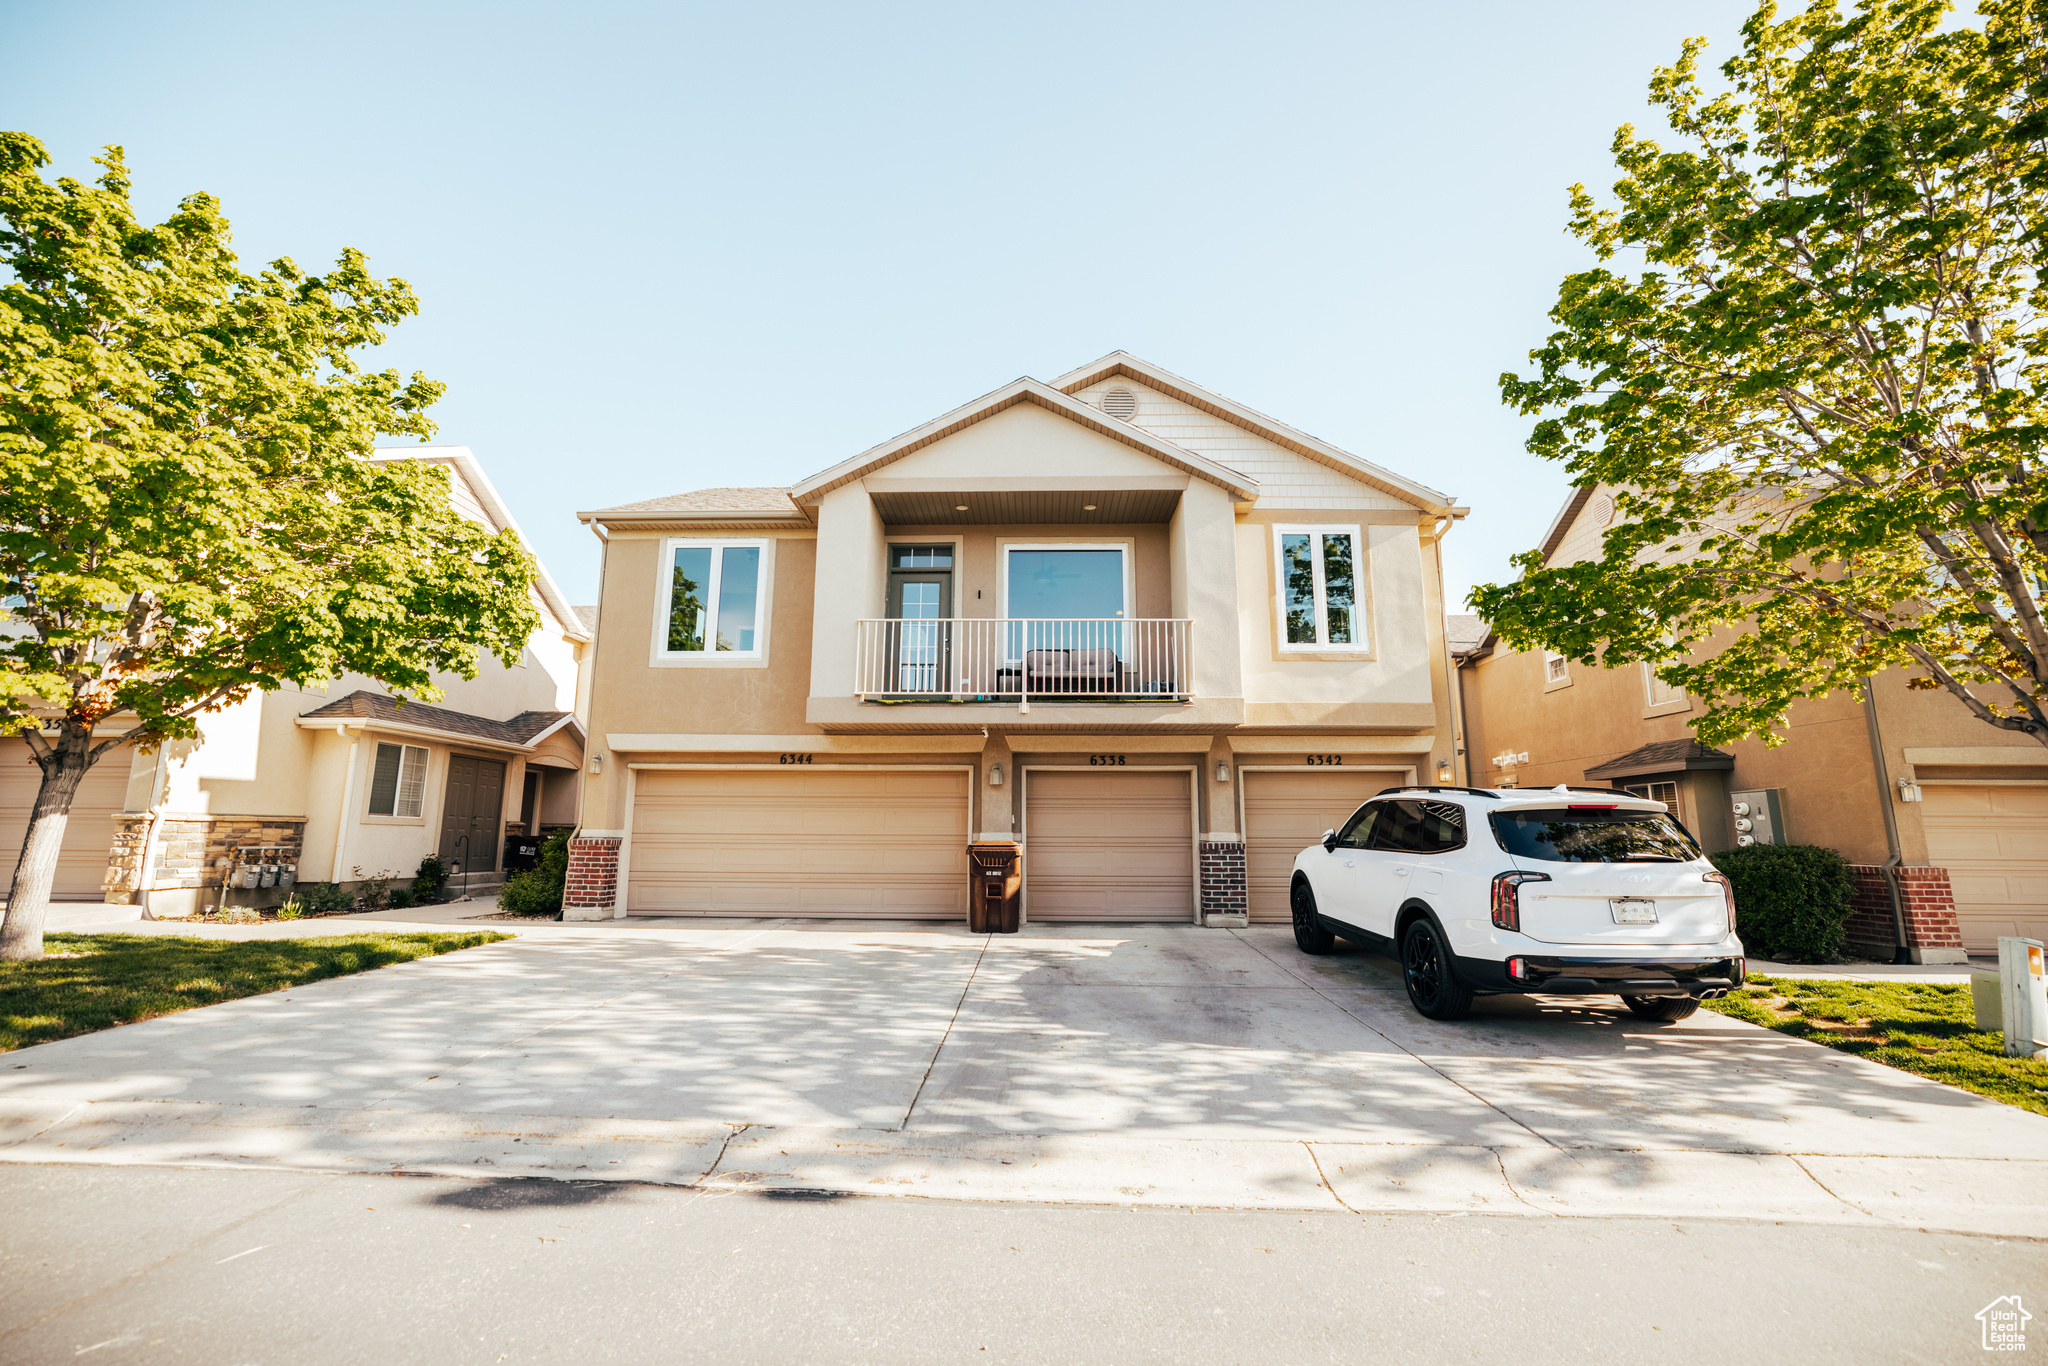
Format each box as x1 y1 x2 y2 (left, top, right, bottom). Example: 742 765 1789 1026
1100 387 1138 421
1590 493 1615 525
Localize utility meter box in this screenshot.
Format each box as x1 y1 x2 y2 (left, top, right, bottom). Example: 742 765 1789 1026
1729 789 1788 847
1999 937 2048 1060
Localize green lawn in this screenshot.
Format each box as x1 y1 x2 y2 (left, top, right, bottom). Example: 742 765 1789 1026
1705 974 2048 1117
0 931 510 1052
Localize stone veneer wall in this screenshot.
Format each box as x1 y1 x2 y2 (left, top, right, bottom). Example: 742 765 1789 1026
562 836 622 920
1842 864 1966 959
105 814 306 907
1199 840 1247 921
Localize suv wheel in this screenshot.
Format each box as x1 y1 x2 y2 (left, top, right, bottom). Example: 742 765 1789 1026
1290 878 1336 955
1400 918 1474 1020
1621 994 1700 1022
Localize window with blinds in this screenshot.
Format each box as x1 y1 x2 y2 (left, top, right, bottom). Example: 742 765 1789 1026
368 743 429 818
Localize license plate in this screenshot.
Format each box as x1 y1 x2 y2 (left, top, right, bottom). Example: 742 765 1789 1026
1610 898 1658 925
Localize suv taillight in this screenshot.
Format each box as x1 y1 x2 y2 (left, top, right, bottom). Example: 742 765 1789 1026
1490 871 1550 932
1705 871 1737 932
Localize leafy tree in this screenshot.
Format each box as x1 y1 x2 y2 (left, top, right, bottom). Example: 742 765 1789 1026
1475 0 2048 750
0 134 539 959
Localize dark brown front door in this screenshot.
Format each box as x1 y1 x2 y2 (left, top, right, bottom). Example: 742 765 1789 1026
438 755 505 874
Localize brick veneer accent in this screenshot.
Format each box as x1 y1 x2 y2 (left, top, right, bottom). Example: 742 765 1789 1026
563 836 622 914
104 814 306 904
1200 840 1247 918
1843 864 1966 955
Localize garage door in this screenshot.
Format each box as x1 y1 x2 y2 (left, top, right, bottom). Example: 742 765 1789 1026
1922 784 2048 951
1243 770 1386 923
1 739 131 900
1024 769 1193 921
627 768 969 917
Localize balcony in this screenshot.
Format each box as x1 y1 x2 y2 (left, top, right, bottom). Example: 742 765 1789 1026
854 619 1193 702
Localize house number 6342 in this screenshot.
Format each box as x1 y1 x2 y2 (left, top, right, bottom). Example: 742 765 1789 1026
1306 754 1343 765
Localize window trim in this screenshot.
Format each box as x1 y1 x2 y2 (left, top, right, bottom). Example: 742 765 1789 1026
650 537 774 669
998 541 1132 620
1542 648 1572 692
1641 660 1690 716
365 742 430 823
1271 524 1369 655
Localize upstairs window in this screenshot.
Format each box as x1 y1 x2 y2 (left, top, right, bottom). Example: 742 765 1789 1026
1644 661 1686 707
661 539 766 657
367 743 428 818
1544 650 1570 684
1275 526 1363 650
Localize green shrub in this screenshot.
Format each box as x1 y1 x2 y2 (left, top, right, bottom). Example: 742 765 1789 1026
387 887 415 909
296 882 354 916
275 896 305 921
1709 844 1854 963
350 867 395 912
498 829 570 914
412 856 448 904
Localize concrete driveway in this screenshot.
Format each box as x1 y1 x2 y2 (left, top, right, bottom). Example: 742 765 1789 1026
2 916 2043 1235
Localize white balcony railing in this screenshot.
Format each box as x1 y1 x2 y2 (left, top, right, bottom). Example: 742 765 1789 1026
854 619 1193 701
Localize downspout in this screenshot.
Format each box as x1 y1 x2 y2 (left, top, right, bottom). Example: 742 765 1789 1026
331 724 360 886
1432 517 1467 786
134 743 169 920
1860 677 1912 965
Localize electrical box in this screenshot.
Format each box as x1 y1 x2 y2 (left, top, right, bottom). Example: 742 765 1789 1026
1729 789 1787 847
1999 937 2048 1060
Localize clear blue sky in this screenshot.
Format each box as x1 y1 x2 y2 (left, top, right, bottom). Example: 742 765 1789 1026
2 0 1754 607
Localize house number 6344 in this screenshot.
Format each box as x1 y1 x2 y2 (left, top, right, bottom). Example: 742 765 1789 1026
778 753 813 765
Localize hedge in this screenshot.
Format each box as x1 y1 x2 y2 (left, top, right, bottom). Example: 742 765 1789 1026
498 829 569 914
1708 843 1854 963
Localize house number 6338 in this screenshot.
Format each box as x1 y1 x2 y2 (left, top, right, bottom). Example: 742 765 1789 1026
1088 754 1127 766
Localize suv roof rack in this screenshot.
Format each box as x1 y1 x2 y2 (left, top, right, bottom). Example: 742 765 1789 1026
1374 785 1503 800
1495 785 1657 801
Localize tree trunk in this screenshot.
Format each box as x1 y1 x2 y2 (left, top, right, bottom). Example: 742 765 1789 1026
0 723 97 962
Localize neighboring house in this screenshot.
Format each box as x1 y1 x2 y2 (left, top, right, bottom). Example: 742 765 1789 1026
565 352 1467 925
0 447 591 917
1454 484 2048 961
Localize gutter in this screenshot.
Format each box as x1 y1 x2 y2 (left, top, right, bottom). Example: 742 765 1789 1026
134 744 170 920
1860 677 1912 965
294 714 578 755
330 724 360 884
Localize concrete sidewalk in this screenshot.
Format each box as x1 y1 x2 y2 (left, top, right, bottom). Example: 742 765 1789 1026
2 921 2042 1236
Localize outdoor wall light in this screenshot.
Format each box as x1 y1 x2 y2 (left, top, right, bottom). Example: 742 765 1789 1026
589 753 605 774
1215 761 1231 783
989 763 1004 786
1436 758 1453 782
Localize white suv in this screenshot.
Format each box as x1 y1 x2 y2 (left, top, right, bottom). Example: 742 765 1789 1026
1288 784 1745 1022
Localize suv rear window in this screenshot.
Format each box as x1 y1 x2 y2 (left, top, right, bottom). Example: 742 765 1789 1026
1489 808 1701 863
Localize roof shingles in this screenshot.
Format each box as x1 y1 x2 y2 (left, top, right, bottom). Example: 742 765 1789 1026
300 691 576 749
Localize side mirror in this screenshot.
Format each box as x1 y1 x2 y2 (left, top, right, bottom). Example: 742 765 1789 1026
1321 829 1338 853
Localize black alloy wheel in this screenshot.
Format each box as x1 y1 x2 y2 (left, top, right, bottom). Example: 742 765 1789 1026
1400 918 1474 1021
1290 878 1336 955
1621 994 1700 1022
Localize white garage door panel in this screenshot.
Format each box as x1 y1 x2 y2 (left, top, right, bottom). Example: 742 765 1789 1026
1026 770 1193 922
1243 771 1384 923
628 769 969 917
0 739 130 900
1922 784 2048 951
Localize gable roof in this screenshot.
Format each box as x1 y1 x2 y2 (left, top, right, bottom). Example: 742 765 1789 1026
1050 351 1461 517
589 487 801 518
1536 484 1600 565
296 690 583 752
787 375 1260 508
368 447 590 642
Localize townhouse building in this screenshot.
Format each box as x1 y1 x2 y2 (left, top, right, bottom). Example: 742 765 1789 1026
565 353 1465 924
1455 484 2047 961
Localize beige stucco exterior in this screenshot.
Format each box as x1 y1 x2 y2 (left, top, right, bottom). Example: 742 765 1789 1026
62 448 592 916
573 353 1467 922
1456 480 2046 956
